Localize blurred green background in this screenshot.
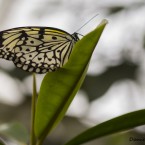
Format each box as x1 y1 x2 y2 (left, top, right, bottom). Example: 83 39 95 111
0 0 145 145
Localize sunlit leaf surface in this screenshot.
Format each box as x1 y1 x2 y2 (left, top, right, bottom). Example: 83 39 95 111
34 20 108 143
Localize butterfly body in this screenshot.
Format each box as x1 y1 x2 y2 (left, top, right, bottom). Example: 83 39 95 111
0 27 79 73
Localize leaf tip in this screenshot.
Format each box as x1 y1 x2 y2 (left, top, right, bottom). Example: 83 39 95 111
99 19 108 26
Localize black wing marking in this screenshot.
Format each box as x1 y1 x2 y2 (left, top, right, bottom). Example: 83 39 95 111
0 27 76 73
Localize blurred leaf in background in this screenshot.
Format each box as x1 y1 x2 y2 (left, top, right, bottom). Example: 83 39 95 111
0 122 28 145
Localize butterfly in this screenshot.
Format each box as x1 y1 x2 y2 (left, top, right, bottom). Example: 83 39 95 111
0 27 79 73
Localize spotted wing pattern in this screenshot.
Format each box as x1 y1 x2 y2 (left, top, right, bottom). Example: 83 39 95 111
0 27 78 73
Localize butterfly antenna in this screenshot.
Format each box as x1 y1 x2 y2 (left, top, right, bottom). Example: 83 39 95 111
75 13 99 33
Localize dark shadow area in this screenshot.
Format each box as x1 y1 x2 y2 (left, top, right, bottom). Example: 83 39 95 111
82 61 138 101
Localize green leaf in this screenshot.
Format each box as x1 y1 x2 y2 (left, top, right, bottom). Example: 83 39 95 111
0 122 28 144
34 19 108 143
64 109 145 145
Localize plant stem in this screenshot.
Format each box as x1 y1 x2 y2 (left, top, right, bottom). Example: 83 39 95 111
36 139 43 145
30 73 37 145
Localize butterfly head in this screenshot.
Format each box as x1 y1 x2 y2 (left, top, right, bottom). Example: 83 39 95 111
72 32 80 42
